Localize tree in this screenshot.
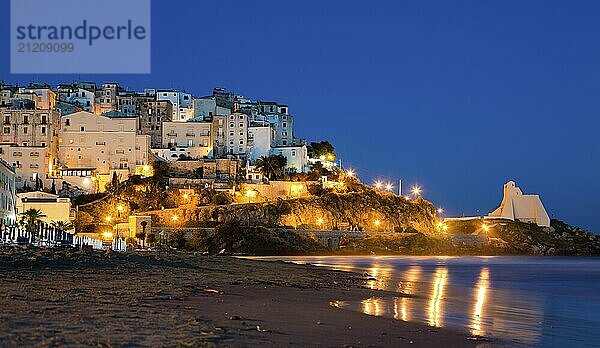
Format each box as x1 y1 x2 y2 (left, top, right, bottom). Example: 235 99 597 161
145 233 157 246
50 179 57 194
136 231 146 247
19 208 46 234
255 155 287 180
307 140 335 159
138 221 148 247
50 220 74 232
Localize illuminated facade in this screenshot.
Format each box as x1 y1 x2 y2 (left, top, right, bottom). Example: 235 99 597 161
0 159 16 225
488 181 551 227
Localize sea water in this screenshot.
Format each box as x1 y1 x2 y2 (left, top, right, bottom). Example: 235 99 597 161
258 256 600 347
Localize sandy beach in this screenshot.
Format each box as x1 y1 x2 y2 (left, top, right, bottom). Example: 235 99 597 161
0 247 487 347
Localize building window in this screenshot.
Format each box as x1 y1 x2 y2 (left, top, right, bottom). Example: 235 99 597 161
41 126 46 134
65 119 70 126
23 115 29 124
4 116 9 123
3 127 9 134
80 126 85 132
41 115 47 124
23 127 28 134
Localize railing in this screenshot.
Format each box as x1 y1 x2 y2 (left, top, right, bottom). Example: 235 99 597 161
0 223 126 252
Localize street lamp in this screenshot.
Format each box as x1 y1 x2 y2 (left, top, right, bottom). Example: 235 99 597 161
385 183 393 192
374 180 383 190
482 223 490 233
411 185 422 197
346 169 355 177
374 219 381 227
171 214 179 222
245 189 256 203
317 217 324 229
105 215 112 223
116 204 124 218
182 193 190 200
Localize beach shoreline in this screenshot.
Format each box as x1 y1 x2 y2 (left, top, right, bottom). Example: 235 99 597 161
0 247 492 347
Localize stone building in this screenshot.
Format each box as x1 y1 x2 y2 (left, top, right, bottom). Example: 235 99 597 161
57 111 150 191
225 112 248 156
161 121 212 158
0 109 60 188
138 98 173 148
16 191 73 231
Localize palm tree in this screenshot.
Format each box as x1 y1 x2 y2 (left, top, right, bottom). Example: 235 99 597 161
50 220 74 232
19 208 46 237
255 155 287 181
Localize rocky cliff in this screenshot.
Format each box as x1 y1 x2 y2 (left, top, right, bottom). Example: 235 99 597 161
154 189 438 234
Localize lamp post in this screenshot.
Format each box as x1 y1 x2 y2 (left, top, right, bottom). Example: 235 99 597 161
245 189 256 203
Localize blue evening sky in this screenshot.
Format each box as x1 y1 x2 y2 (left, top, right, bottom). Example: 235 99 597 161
1 1 599 232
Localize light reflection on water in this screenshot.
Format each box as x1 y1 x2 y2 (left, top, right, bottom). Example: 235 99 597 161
254 256 600 347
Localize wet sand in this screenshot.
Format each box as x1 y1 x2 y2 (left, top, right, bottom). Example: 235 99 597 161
0 248 488 347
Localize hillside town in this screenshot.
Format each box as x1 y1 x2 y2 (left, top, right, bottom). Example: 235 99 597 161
0 81 590 257
0 82 323 230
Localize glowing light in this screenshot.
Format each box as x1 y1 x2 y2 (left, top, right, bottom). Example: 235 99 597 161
482 224 490 233
361 297 383 316
374 180 383 189
374 219 381 227
442 224 448 232
437 208 444 214
142 165 150 172
394 266 422 322
105 216 112 223
385 183 393 192
182 193 190 200
317 217 324 225
346 169 355 177
411 185 422 197
326 154 335 161
82 177 91 185
471 268 490 336
319 155 326 161
116 205 124 212
428 268 448 327
102 231 113 239
171 214 179 221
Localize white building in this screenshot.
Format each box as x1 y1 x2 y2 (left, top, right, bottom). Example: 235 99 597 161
270 144 308 173
57 86 96 113
193 96 230 121
247 123 273 163
0 159 16 225
157 90 194 122
487 181 551 227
